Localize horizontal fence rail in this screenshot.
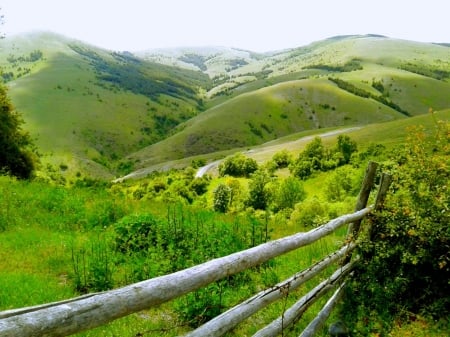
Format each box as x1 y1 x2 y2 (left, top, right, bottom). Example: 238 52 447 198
185 243 356 337
253 261 354 337
0 209 371 337
0 161 391 337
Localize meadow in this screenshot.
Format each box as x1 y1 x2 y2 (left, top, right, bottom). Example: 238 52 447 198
0 174 352 336
2 112 449 336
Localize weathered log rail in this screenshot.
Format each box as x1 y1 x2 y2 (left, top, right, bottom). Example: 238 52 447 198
0 162 391 337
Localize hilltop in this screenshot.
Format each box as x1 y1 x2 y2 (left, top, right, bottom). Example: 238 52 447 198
0 32 449 179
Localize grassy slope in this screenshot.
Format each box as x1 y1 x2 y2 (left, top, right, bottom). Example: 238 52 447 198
128 78 404 168
0 32 208 178
127 36 450 169
1 112 448 336
117 109 450 181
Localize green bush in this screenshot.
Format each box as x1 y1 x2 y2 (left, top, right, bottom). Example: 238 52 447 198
218 153 258 177
336 134 357 164
289 197 329 228
324 166 358 202
272 149 292 169
341 119 450 335
290 135 358 179
246 169 272 210
114 214 160 253
213 183 231 213
270 176 306 211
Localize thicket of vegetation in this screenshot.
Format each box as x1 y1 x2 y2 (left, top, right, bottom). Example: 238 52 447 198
69 44 210 106
306 59 363 72
329 77 411 116
289 135 358 179
399 62 450 81
340 118 449 335
0 83 36 179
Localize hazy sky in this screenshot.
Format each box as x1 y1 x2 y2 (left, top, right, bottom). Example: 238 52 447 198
2 0 449 52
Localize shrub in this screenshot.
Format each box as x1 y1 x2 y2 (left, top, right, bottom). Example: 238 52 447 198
218 153 258 177
213 183 231 213
272 150 292 169
341 119 450 335
336 134 357 164
114 214 160 253
189 177 210 196
324 166 357 202
271 177 306 211
289 159 313 180
246 169 272 210
290 197 329 228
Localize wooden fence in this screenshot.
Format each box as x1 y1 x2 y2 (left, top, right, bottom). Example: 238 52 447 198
0 162 391 337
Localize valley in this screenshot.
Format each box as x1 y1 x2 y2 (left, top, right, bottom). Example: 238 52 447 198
1 33 449 180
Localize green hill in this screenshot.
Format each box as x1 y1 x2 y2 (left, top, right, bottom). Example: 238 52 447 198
127 36 450 170
1 33 449 179
0 32 210 178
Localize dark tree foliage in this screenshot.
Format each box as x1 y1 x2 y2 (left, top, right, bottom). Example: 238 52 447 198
306 59 363 72
68 45 210 105
0 84 35 178
246 169 271 210
329 77 411 116
336 134 357 164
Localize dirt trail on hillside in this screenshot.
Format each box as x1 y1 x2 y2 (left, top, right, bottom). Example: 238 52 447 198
195 126 362 177
113 127 362 182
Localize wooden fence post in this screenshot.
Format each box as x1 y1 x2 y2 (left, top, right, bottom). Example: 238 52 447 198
374 173 392 210
346 161 378 239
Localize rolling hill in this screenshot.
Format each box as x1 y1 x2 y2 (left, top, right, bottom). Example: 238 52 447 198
0 32 210 178
1 33 449 179
127 35 450 171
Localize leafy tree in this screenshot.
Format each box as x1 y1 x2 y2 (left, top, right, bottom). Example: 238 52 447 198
213 183 231 213
302 137 326 165
0 15 36 179
324 166 356 202
272 149 292 169
246 169 271 210
336 134 357 164
271 177 306 211
289 159 313 180
0 85 36 178
226 178 245 212
290 137 326 179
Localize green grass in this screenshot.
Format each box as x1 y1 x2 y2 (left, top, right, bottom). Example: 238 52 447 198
123 109 449 180
0 172 354 336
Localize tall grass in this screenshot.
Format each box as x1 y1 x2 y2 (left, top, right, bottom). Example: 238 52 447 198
0 174 350 336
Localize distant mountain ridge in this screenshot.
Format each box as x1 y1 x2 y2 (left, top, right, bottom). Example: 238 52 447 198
0 32 449 179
